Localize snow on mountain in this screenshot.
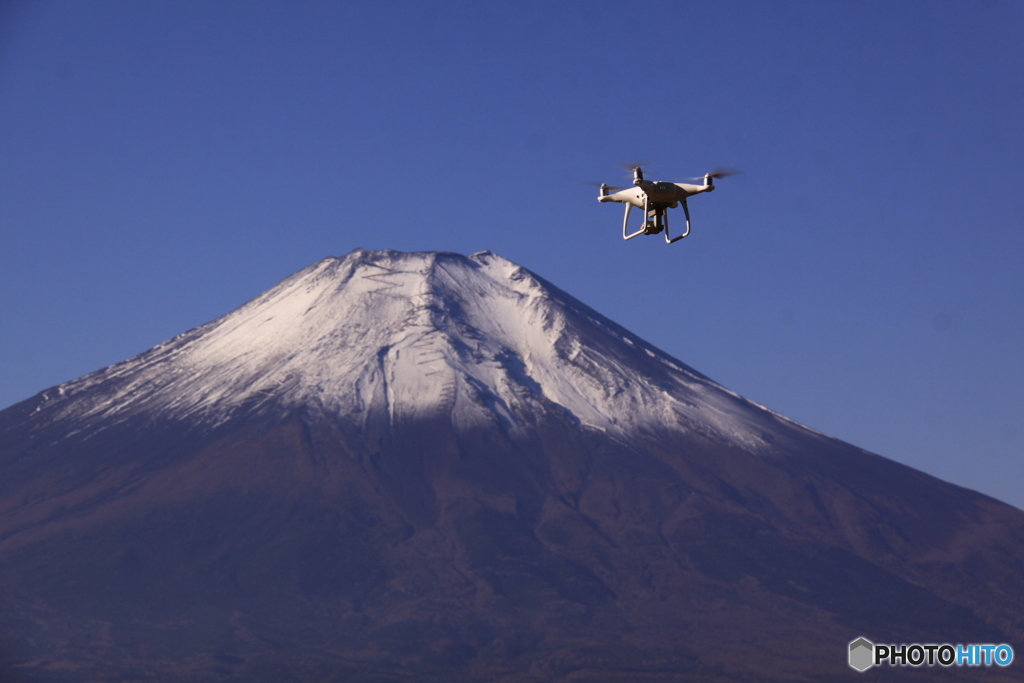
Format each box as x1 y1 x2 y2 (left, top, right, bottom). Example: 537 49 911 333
28 249 804 451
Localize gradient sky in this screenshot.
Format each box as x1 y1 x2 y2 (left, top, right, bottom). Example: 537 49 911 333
2 1 1022 508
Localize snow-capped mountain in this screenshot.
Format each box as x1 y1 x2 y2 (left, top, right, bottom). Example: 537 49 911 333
27 249 802 450
3 249 1024 682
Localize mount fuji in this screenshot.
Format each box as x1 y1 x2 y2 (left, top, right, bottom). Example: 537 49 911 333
2 249 1023 681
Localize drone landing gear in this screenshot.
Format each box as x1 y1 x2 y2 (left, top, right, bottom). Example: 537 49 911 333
665 198 690 244
622 205 643 240
622 198 691 244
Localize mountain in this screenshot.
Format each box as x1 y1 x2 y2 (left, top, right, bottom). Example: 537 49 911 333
1 249 1023 682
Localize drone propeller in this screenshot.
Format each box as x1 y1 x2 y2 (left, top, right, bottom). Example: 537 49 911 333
581 180 628 192
684 167 743 181
617 160 650 173
706 166 742 178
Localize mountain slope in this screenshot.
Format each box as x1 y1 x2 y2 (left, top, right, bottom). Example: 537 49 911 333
9 249 788 446
1 249 1023 682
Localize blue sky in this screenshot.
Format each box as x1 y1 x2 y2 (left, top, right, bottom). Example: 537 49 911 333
2 1 1022 507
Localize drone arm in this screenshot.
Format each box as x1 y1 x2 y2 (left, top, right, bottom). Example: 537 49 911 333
622 203 644 240
665 198 691 244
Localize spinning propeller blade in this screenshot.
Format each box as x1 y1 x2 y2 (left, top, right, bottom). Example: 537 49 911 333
581 181 628 192
683 167 743 181
617 160 650 173
706 166 743 178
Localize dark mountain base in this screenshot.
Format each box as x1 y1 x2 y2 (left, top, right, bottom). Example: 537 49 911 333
3 412 1024 682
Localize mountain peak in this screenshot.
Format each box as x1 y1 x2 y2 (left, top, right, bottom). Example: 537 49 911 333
24 249 787 451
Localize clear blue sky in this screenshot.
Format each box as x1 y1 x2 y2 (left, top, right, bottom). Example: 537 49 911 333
2 1 1022 507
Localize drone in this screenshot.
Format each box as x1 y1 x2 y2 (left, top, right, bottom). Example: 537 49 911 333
594 165 740 244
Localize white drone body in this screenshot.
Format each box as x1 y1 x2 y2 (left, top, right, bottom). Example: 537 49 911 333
596 166 737 244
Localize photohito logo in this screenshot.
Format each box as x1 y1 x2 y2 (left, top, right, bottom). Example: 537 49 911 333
849 637 1014 671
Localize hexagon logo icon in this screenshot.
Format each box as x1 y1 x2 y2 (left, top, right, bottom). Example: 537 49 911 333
849 637 874 672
